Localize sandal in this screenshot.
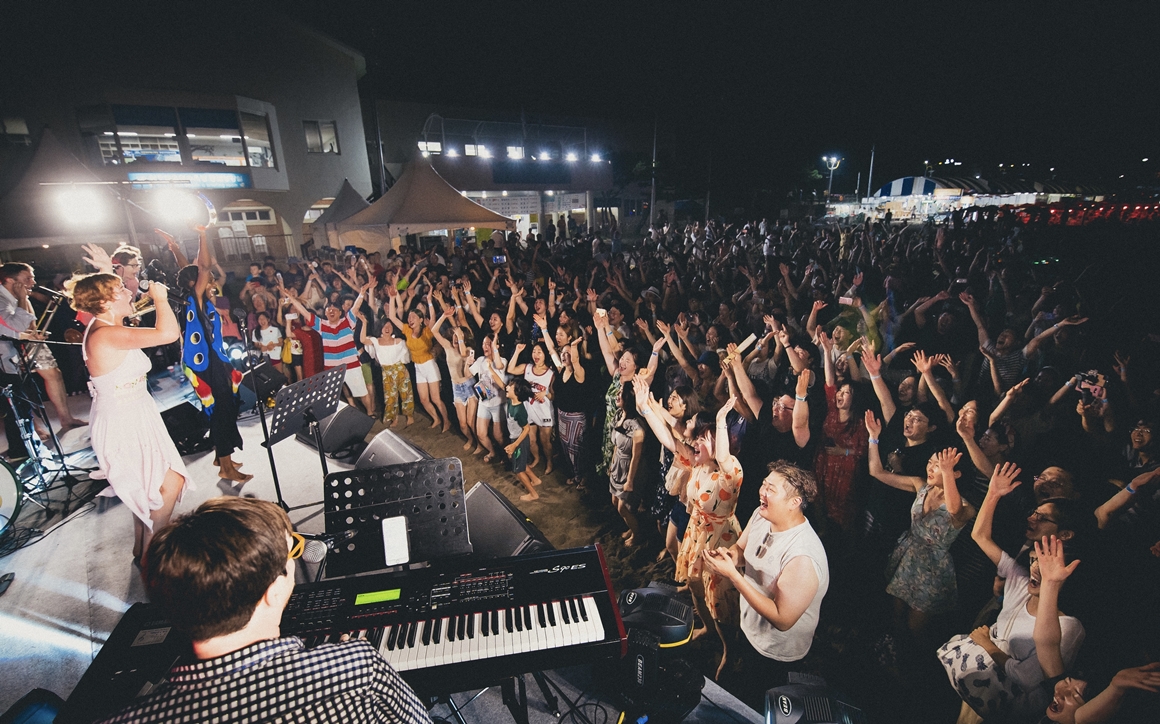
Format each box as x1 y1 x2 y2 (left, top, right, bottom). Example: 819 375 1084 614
483 453 496 464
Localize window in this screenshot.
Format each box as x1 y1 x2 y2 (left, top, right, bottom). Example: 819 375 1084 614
2 117 30 145
226 210 271 223
107 105 182 164
464 144 477 157
180 108 245 166
240 111 276 169
506 146 524 160
417 140 441 154
304 120 339 154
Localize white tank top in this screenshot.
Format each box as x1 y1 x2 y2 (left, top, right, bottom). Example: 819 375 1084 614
524 366 554 402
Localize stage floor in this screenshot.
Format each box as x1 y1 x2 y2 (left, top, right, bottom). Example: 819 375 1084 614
0 397 760 723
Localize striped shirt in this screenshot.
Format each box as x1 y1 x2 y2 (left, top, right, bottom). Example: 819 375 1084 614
311 310 361 370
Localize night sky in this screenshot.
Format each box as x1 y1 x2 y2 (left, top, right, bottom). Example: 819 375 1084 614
279 0 1159 202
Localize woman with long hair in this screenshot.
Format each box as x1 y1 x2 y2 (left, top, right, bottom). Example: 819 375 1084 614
387 291 449 432
72 245 190 565
431 307 478 450
814 331 870 532
542 315 588 487
608 379 646 545
635 378 701 563
354 299 414 427
507 339 555 474
593 307 659 476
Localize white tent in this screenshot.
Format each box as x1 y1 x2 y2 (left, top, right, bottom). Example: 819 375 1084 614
337 161 514 251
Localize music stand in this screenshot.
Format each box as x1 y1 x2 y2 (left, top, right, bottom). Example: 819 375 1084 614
321 457 472 578
260 366 346 512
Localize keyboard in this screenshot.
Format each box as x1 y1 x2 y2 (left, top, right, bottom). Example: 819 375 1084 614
282 545 626 695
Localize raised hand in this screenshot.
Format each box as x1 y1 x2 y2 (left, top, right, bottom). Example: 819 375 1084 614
863 349 883 377
513 342 526 357
956 408 976 439
533 313 548 330
779 262 790 277
718 394 737 424
864 410 883 438
1059 315 1089 327
853 271 864 287
763 314 777 332
958 290 977 309
652 335 666 353
1034 535 1079 585
1005 378 1030 400
656 319 671 337
631 376 652 412
812 299 828 313
635 318 649 335
81 243 115 274
586 288 597 304
988 462 1022 497
935 447 961 476
1110 662 1160 693
1113 351 1130 381
816 330 834 353
912 349 934 374
937 354 959 378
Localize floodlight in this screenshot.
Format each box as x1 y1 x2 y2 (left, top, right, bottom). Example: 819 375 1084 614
590 153 602 163
57 186 108 225
446 148 458 157
539 151 551 161
565 152 578 162
478 146 492 159
151 188 209 227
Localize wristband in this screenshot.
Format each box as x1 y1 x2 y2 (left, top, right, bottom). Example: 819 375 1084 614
795 395 806 401
651 351 659 357
606 331 613 337
870 374 881 379
1126 483 1137 495
868 438 879 445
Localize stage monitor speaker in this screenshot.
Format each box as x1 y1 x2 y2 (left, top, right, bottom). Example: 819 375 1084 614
464 481 552 559
159 401 213 455
295 402 375 453
241 359 288 401
355 429 431 469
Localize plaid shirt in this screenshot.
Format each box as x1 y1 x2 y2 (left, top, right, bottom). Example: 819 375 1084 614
96 637 431 724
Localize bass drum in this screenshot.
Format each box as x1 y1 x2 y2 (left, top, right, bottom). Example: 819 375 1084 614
0 459 20 536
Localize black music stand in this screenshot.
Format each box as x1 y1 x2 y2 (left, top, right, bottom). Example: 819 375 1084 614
321 457 472 578
260 366 346 512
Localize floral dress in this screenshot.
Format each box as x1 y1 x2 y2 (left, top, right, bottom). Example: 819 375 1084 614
885 485 963 614
597 376 623 476
674 452 743 622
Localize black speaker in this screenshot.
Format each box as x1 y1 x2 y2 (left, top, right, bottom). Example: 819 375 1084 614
355 429 431 469
464 481 552 559
159 401 213 455
241 359 288 401
295 402 375 453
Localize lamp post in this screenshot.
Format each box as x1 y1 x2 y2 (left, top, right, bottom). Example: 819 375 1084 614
823 156 842 196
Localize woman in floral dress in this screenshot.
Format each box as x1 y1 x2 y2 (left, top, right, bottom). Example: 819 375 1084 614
593 309 659 476
636 378 742 677
865 417 975 635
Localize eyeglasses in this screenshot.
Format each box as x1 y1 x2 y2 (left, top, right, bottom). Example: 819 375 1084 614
288 532 305 560
1028 512 1059 525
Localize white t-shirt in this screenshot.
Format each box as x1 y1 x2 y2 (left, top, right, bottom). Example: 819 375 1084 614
365 338 410 366
992 552 1085 717
470 356 507 407
739 512 829 662
252 326 283 361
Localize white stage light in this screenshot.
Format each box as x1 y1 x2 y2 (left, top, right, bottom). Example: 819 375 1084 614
151 188 208 227
58 186 108 226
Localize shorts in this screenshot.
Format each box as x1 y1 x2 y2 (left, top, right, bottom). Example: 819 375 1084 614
291 353 303 366
343 366 368 397
415 359 441 384
476 402 502 423
28 343 58 371
362 363 373 386
452 379 475 405
669 500 691 539
526 400 554 428
510 438 531 474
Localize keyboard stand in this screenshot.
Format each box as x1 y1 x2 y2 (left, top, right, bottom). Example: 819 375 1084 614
500 670 594 724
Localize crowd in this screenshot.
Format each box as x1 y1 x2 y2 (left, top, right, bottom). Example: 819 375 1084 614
10 205 1160 723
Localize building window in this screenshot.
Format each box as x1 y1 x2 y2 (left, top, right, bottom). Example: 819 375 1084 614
107 105 182 165
464 144 477 157
2 117 31 146
240 111 276 169
506 146 524 160
180 108 246 166
418 140 441 154
303 120 339 154
226 210 271 223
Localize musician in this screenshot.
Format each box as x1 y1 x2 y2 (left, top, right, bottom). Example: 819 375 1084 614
0 263 87 449
110 245 143 299
96 497 432 724
167 227 251 484
702 461 829 711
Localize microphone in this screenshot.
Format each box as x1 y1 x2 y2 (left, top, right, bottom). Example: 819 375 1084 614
302 539 329 564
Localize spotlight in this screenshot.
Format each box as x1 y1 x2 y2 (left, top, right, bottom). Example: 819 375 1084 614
565 152 578 162
446 148 458 157
151 189 211 227
590 153 602 163
58 186 108 225
539 151 551 161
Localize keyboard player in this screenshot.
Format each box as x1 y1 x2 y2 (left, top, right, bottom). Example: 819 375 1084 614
96 497 432 724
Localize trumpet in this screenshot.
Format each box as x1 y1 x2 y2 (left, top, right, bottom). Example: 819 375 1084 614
129 295 155 319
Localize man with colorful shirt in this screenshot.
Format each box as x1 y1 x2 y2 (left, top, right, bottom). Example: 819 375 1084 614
287 290 375 415
97 497 431 724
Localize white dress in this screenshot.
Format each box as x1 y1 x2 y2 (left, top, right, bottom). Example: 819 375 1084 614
86 320 190 530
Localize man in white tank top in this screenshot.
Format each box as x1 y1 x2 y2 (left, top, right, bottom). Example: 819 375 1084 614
702 460 829 712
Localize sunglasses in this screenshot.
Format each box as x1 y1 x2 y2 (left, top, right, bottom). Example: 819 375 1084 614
288 532 305 560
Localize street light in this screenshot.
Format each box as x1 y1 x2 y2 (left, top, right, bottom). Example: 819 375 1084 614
822 156 842 196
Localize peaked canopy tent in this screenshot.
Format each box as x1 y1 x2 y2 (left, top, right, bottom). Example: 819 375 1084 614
0 129 131 253
309 178 370 249
337 161 514 252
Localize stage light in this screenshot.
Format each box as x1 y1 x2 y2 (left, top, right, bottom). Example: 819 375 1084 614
57 186 108 225
150 188 210 227
590 153 602 163
1143 158 1150 162
446 148 458 157
565 152 578 162
478 146 492 159
539 151 551 161
421 151 429 158
502 190 508 196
